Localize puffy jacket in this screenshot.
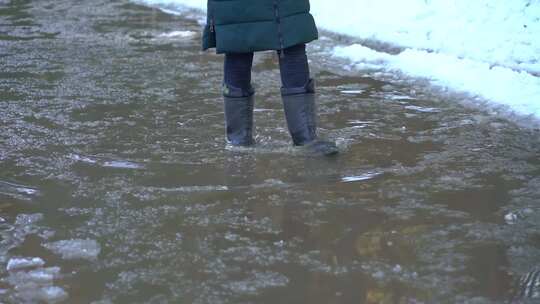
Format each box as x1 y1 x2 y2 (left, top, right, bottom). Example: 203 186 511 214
203 0 318 53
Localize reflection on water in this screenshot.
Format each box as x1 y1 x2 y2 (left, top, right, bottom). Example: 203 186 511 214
1 0 540 303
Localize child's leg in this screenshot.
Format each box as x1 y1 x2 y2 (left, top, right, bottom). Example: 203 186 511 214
224 52 254 91
222 52 255 146
278 44 310 88
278 44 338 155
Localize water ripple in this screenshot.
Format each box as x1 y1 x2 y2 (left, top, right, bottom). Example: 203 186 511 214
0 181 41 200
69 154 145 169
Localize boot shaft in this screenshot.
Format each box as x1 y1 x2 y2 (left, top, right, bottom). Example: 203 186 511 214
281 79 317 146
223 84 255 146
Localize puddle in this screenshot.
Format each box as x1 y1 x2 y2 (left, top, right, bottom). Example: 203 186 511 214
1 0 540 303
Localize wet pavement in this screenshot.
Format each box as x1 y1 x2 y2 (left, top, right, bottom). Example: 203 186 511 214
1 0 540 303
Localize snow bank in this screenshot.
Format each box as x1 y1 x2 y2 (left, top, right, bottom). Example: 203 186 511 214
311 1 540 75
335 44 540 118
319 0 540 120
133 0 540 121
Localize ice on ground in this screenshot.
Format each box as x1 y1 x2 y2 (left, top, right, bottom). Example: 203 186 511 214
69 154 98 164
0 213 48 265
347 120 376 125
7 266 67 303
17 286 68 303
44 239 101 260
404 105 441 113
342 171 383 183
15 213 44 226
134 0 204 11
385 94 416 101
70 154 145 169
7 267 60 285
340 89 364 95
38 286 68 303
102 160 144 169
14 285 67 303
157 30 196 39
7 257 45 271
504 208 534 225
2 231 62 302
26 268 59 283
505 212 519 225
226 271 289 294
0 181 40 201
147 185 229 193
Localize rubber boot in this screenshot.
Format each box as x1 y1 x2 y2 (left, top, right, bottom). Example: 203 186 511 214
281 79 338 156
223 84 255 146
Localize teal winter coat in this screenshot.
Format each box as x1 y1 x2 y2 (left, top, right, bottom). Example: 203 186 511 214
203 0 318 53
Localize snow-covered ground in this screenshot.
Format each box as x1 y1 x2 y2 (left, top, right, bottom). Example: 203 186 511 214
134 0 540 121
317 0 540 121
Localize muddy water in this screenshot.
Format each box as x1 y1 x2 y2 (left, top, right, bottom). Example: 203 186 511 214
1 0 540 303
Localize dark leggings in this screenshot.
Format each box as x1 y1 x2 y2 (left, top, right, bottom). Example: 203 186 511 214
224 44 310 91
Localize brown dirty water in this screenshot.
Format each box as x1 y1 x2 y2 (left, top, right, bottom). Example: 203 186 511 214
1 0 540 303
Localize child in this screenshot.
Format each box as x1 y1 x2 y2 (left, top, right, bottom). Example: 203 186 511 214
203 0 338 155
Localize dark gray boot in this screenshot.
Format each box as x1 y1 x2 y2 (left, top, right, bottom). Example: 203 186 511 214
281 79 338 156
223 84 255 146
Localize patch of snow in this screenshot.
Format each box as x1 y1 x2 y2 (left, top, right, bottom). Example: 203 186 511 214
148 185 229 193
0 181 40 196
385 94 416 101
70 154 144 169
342 171 383 183
404 105 441 113
504 208 534 225
7 267 61 285
39 286 68 302
340 89 364 95
15 285 67 303
334 44 540 119
226 271 289 294
15 213 43 226
504 212 519 225
157 30 196 38
44 239 101 260
102 160 144 169
6 265 67 303
7 257 45 271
